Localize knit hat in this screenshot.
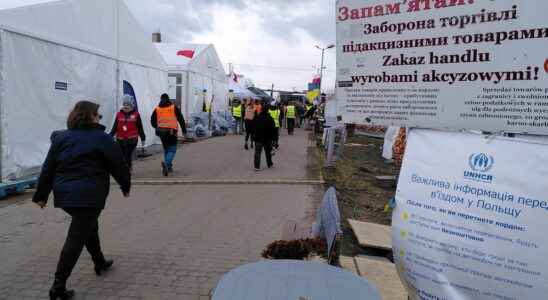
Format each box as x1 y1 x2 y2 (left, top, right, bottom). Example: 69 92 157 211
122 95 134 107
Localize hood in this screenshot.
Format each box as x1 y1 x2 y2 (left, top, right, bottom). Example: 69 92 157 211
158 98 173 107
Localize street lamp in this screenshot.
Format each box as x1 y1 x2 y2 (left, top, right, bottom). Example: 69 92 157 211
314 44 335 103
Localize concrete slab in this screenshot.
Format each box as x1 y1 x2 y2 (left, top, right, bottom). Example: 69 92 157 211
354 256 407 300
339 256 359 274
348 219 392 251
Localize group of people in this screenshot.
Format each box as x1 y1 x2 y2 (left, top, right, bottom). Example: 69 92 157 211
232 99 304 170
30 94 314 300
32 93 187 300
109 93 186 177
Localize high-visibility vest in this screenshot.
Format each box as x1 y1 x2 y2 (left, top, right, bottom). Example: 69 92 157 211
156 105 178 129
269 109 280 128
286 105 296 119
115 111 140 140
306 104 312 112
232 105 242 118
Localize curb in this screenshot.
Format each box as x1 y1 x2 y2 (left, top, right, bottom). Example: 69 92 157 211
123 179 326 186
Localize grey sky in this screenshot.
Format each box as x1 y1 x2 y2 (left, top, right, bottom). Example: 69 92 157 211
1 0 337 92
125 0 337 92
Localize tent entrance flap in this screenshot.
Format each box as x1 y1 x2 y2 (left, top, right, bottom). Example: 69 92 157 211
168 73 183 109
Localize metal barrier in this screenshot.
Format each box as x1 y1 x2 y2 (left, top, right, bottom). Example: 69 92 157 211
323 125 347 168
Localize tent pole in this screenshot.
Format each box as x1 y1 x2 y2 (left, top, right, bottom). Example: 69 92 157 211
115 0 120 108
185 71 190 120
0 30 4 181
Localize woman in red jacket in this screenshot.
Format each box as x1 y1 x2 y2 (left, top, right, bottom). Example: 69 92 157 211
110 95 146 171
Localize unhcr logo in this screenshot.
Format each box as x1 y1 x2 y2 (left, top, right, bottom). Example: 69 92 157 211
464 153 495 183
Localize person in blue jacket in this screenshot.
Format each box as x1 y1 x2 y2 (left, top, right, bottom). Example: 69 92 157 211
33 101 131 300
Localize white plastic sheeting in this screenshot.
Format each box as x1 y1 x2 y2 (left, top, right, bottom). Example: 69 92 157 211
0 0 166 69
0 0 168 180
382 126 401 160
156 43 228 118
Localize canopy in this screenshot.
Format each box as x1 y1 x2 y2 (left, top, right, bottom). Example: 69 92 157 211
0 0 168 180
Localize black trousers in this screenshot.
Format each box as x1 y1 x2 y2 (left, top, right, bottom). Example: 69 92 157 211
55 208 105 282
287 118 296 135
273 128 280 148
254 141 273 169
244 120 254 144
117 139 138 169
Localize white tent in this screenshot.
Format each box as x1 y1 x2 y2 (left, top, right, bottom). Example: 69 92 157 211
0 0 168 181
155 43 228 118
228 75 260 101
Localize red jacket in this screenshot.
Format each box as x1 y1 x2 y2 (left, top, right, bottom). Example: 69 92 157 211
110 110 146 141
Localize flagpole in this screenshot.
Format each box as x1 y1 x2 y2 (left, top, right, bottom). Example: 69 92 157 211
315 44 335 103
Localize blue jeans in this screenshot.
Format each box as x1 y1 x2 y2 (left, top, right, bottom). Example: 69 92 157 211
160 135 178 169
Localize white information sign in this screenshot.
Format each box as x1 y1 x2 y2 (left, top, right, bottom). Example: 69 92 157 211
336 0 548 134
392 129 548 300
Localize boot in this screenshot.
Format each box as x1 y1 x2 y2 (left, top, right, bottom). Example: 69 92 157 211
94 259 114 276
161 162 168 177
49 278 74 300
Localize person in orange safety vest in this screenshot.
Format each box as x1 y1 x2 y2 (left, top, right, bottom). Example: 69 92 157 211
151 94 187 176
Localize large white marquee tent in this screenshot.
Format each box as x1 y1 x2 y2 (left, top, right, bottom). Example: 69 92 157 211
0 0 168 181
155 43 229 118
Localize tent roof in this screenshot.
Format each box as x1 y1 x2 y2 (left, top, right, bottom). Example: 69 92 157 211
155 43 210 70
229 77 261 100
0 0 166 70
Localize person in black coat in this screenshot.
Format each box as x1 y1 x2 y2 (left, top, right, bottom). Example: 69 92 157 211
253 103 277 170
33 101 131 300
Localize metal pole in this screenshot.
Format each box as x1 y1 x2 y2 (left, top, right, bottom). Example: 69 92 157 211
318 48 325 102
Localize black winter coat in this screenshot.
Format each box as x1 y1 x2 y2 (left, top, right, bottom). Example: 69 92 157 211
253 111 276 143
33 124 131 209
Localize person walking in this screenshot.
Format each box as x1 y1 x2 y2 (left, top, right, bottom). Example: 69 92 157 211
268 101 281 149
151 93 187 176
244 99 256 150
253 104 276 171
109 95 146 172
33 101 131 300
286 101 297 135
232 100 243 135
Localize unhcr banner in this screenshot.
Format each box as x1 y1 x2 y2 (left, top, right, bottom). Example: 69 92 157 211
336 0 548 134
392 129 548 300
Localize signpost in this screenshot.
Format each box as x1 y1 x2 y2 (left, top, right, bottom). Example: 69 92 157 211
392 129 548 299
336 0 548 134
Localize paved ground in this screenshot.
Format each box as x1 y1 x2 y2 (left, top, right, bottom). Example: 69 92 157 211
0 128 321 300
132 128 312 181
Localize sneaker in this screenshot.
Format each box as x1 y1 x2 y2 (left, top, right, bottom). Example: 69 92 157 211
161 162 168 177
254 168 261 172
